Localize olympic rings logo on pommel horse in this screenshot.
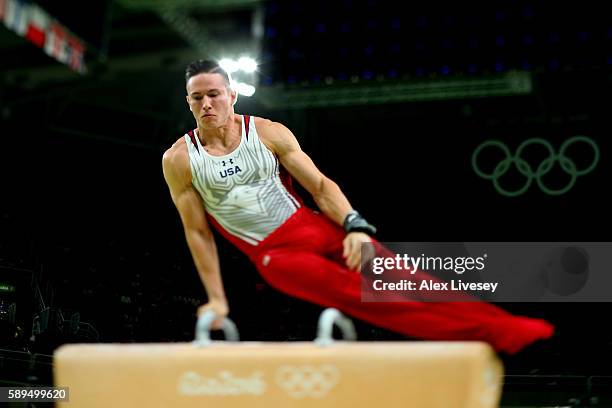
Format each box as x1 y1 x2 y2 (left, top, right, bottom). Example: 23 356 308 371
471 136 600 197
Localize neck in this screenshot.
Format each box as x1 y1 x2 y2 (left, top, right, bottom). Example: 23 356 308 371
197 114 238 147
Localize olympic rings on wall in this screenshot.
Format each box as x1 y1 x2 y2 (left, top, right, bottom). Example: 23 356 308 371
472 136 600 196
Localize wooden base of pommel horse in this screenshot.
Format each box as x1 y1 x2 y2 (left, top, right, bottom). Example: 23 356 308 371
54 308 503 407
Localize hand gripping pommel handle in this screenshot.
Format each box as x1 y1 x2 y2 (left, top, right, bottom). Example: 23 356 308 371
193 310 240 347
314 308 357 346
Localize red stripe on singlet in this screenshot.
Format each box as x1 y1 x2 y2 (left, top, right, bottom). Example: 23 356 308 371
187 130 199 152
244 115 250 141
279 164 304 207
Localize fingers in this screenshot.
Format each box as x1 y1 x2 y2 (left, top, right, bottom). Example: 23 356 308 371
343 233 374 272
197 303 228 330
343 236 361 271
362 242 376 264
211 318 224 330
342 236 349 259
199 312 223 330
348 243 361 271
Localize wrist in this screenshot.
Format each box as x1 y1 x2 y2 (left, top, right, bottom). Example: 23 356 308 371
343 210 377 235
208 296 228 307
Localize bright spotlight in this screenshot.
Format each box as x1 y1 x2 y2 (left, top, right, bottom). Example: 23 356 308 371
233 81 256 97
238 56 258 73
219 58 239 73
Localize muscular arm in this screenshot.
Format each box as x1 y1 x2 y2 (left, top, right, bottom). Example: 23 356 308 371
258 120 352 226
162 141 228 318
258 119 372 270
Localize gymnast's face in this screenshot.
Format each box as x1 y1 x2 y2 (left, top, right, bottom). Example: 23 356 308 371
186 72 237 130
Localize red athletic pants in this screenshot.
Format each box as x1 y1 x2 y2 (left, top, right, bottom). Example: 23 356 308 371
211 207 554 354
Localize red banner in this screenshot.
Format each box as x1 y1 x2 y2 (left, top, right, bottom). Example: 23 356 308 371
0 0 87 73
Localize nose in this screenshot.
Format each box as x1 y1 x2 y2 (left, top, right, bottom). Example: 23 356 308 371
202 96 213 110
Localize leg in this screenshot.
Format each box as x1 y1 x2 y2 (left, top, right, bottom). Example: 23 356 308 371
254 248 553 354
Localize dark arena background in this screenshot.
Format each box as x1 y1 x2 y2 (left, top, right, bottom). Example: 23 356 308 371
1 1 612 407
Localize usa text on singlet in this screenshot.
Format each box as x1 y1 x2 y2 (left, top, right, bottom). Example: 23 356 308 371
185 115 301 245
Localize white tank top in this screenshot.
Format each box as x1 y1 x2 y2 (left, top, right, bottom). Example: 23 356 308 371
184 115 301 245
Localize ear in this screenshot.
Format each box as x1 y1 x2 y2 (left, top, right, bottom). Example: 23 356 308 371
186 95 192 111
231 88 238 106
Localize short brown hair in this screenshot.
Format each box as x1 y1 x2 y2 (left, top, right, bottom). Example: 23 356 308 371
185 60 231 88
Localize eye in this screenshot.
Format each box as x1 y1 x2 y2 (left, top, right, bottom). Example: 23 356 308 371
193 95 203 100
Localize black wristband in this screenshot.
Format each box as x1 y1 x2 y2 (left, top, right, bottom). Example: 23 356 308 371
343 210 377 235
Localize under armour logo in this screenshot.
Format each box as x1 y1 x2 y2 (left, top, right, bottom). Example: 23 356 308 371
275 365 340 398
221 158 235 167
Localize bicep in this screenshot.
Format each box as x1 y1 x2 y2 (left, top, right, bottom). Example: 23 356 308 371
279 149 325 196
162 147 211 234
173 187 210 233
262 121 326 196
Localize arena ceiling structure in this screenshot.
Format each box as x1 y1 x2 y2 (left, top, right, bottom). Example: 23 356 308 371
2 0 611 149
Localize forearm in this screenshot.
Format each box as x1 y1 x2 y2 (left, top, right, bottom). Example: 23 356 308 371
313 177 353 226
184 229 227 304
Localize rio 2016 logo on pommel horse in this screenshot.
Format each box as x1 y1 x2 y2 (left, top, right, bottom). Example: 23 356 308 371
471 136 600 197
